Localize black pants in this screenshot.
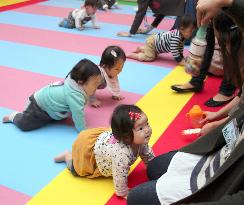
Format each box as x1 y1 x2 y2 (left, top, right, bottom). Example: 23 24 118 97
190 74 236 97
97 0 116 9
127 151 177 205
13 95 54 131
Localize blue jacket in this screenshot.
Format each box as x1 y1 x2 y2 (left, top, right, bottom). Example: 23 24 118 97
34 75 87 131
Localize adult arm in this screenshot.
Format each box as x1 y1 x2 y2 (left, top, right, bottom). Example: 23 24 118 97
201 96 240 124
196 0 244 31
138 14 165 34
151 14 164 28
129 0 150 35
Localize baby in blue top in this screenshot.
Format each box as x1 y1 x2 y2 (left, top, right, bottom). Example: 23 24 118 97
2 59 102 132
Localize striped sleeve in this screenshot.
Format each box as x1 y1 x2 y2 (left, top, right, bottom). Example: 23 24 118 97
170 32 184 62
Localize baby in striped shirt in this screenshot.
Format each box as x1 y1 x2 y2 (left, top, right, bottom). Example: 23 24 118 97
127 15 196 65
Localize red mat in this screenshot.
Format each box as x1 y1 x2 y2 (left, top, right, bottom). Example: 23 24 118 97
105 76 224 204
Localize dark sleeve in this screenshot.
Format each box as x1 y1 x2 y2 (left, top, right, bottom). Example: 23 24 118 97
99 0 107 8
129 0 150 34
223 0 244 31
181 191 244 205
151 14 164 28
199 24 215 73
237 87 242 97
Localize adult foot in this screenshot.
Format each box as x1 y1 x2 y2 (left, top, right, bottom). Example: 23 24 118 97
205 94 234 107
171 83 202 93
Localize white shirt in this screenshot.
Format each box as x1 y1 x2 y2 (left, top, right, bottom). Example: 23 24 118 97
156 152 202 205
72 8 97 28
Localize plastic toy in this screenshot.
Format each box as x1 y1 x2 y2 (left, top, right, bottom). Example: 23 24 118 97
186 105 205 128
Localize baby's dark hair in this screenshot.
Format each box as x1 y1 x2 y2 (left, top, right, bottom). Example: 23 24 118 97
99 46 126 70
84 0 97 7
214 12 242 87
67 58 101 83
111 104 143 145
178 15 196 29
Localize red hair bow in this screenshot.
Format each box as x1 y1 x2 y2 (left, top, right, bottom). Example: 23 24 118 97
129 112 141 121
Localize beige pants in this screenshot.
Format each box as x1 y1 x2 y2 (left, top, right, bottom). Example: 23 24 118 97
138 34 157 61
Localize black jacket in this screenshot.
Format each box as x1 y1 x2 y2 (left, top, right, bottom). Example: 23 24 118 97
173 103 244 205
130 0 185 34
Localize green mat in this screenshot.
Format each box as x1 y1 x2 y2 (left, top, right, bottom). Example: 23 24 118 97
118 0 137 6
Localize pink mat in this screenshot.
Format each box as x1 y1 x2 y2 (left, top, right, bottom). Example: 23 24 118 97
15 4 175 31
0 23 187 68
0 66 142 128
0 185 31 205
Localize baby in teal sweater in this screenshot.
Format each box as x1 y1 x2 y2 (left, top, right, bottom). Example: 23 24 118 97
2 59 102 132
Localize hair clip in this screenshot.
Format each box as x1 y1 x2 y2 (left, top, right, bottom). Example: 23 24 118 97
129 111 141 121
228 25 238 31
111 50 117 58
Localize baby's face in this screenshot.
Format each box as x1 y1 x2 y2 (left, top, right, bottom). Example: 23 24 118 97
180 25 195 39
105 59 124 78
132 113 152 145
80 74 102 96
85 5 97 15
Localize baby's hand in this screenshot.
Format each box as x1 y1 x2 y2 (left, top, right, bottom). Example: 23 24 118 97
112 95 125 101
178 59 186 66
93 25 100 29
137 28 148 34
117 31 131 37
90 99 102 108
78 26 84 31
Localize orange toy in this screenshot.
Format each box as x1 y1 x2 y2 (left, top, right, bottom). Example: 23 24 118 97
186 105 205 128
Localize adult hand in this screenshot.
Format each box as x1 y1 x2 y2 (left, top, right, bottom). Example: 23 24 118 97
136 25 153 34
199 121 219 136
200 111 219 124
178 59 186 66
196 0 233 26
117 31 131 37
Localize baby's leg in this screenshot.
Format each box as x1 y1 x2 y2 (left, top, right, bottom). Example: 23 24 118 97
54 150 72 163
126 53 142 61
133 46 146 53
2 112 19 123
13 96 53 131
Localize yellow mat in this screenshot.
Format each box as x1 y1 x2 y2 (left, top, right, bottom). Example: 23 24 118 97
0 0 28 7
27 66 193 205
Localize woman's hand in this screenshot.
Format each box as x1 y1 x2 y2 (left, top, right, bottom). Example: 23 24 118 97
117 31 131 37
199 121 220 136
196 0 233 26
200 111 219 124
